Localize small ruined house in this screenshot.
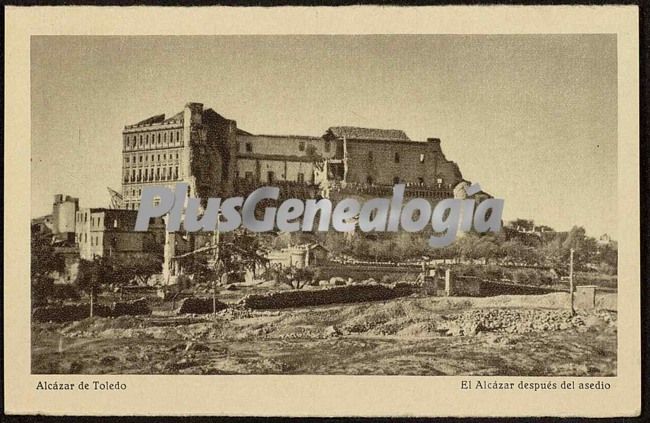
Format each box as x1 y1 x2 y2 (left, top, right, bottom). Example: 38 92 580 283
265 243 329 269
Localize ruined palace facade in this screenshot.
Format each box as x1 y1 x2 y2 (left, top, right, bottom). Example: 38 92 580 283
121 102 465 209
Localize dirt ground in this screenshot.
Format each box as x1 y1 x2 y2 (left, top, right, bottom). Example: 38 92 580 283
32 292 617 376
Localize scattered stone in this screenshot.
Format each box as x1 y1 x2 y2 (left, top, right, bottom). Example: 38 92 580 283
99 355 119 366
324 325 341 338
184 341 210 352
330 277 346 286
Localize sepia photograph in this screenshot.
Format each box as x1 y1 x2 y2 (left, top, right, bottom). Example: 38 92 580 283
30 34 619 376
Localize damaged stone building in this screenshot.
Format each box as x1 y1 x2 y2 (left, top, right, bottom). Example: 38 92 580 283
74 208 166 260
121 102 466 209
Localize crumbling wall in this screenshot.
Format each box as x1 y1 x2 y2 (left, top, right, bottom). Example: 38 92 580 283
344 138 463 187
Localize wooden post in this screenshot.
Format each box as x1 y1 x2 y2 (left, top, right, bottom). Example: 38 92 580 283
569 248 575 315
90 285 94 318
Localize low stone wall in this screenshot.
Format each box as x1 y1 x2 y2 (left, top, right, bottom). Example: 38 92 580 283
32 298 152 323
177 297 228 315
316 264 420 284
33 304 112 323
238 284 412 310
478 281 562 297
110 298 151 316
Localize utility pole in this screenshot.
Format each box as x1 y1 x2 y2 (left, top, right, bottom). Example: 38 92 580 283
569 248 575 315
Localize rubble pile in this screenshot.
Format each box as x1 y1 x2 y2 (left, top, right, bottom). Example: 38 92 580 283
440 309 617 336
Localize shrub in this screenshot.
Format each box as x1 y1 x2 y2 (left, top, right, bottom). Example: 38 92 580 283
51 284 81 302
483 264 504 281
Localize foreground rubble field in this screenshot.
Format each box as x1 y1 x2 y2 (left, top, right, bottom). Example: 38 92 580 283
32 292 616 376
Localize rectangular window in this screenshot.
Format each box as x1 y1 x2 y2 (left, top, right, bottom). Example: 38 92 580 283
297 173 305 183
394 152 400 163
299 141 305 152
324 140 331 153
174 166 178 179
267 171 275 183
368 151 373 162
245 171 253 181
419 153 425 163
245 143 253 153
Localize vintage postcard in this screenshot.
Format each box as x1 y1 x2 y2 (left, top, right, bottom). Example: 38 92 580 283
4 5 640 417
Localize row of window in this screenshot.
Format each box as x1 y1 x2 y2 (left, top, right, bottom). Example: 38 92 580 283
366 151 426 164
76 232 101 246
76 212 89 224
124 166 179 183
363 176 444 185
124 130 182 150
124 152 180 165
242 171 308 184
243 140 332 154
124 202 140 210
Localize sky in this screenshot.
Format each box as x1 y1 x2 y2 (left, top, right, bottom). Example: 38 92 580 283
31 35 617 238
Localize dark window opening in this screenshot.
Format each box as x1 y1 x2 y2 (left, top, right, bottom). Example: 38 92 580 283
245 143 253 153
